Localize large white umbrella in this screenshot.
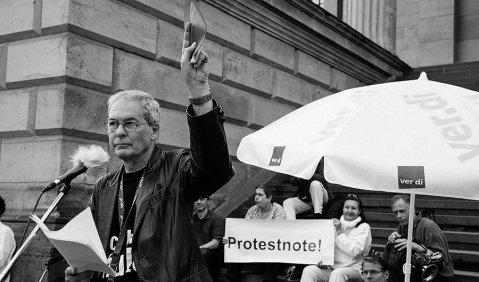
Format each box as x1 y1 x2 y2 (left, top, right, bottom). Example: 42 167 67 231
236 73 479 282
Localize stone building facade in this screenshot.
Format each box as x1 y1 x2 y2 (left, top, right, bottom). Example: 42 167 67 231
324 0 479 67
0 0 408 280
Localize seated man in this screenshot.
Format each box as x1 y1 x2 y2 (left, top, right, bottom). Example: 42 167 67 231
386 194 454 282
362 255 389 282
192 196 225 277
283 174 330 219
225 185 286 282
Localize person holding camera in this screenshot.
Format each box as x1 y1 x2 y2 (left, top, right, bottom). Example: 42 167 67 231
386 194 454 282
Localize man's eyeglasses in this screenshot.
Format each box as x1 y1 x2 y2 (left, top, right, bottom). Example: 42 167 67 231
104 120 147 132
362 270 383 276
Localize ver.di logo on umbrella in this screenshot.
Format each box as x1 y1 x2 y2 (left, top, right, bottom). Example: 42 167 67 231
397 166 426 189
269 146 286 166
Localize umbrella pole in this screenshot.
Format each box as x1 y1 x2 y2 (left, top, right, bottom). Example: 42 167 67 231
403 193 415 282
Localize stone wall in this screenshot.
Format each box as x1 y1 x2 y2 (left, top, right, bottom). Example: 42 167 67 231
456 1 479 63
325 0 479 67
396 0 455 67
0 0 408 280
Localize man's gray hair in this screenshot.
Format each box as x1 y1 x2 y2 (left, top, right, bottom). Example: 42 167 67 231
108 90 160 125
391 194 410 206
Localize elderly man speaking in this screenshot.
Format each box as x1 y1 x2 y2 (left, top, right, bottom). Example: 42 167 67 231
65 22 234 282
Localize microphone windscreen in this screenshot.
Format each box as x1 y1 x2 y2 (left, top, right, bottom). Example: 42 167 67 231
71 145 110 168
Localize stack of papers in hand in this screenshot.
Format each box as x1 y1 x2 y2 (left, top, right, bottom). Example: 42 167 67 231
31 207 116 277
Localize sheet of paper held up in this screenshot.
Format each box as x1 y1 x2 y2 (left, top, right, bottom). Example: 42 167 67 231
31 207 116 277
184 0 207 61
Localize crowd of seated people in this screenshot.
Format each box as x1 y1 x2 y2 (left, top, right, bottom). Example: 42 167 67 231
194 179 454 282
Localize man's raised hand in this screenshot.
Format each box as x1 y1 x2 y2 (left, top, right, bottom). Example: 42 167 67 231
181 22 210 98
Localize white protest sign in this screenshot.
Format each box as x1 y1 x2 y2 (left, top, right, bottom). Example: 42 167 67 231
225 218 335 265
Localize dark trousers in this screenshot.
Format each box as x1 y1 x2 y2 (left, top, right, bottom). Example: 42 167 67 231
388 267 453 282
225 263 278 282
202 249 223 277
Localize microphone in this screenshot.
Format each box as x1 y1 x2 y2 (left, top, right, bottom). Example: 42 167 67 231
42 145 110 192
42 164 88 192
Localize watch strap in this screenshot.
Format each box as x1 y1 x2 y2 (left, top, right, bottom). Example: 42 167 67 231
189 89 213 105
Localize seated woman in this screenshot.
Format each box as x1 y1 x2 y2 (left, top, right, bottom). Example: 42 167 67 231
301 194 372 282
225 184 286 282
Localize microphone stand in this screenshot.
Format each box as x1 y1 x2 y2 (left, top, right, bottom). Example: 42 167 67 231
0 183 72 281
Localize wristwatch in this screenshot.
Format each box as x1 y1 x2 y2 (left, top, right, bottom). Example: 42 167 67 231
189 89 213 105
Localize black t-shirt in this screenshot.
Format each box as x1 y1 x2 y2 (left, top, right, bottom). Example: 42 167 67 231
98 168 144 282
192 210 225 248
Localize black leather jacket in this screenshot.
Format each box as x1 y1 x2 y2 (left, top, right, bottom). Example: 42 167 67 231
90 102 234 281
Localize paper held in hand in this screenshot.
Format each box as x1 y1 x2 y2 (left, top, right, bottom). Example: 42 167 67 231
31 207 116 277
184 0 207 61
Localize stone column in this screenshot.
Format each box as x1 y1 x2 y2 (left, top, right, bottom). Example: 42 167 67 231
342 0 396 53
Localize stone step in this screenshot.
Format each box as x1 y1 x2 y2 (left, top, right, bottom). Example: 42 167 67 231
362 202 479 217
370 243 479 272
228 172 479 281
400 61 479 91
455 270 479 282
329 186 475 201
361 197 479 211
366 212 479 232
212 265 288 282
403 60 479 76
402 77 479 92
371 227 479 252
405 69 479 81
213 266 365 282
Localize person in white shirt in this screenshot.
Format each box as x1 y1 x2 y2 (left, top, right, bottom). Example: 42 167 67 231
301 194 372 282
0 195 16 282
225 185 286 282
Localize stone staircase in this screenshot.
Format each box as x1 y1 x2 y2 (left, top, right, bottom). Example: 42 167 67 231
333 186 479 281
216 61 479 281
399 60 479 91
223 173 479 282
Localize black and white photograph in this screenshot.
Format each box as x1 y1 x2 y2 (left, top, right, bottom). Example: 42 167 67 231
0 0 477 281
